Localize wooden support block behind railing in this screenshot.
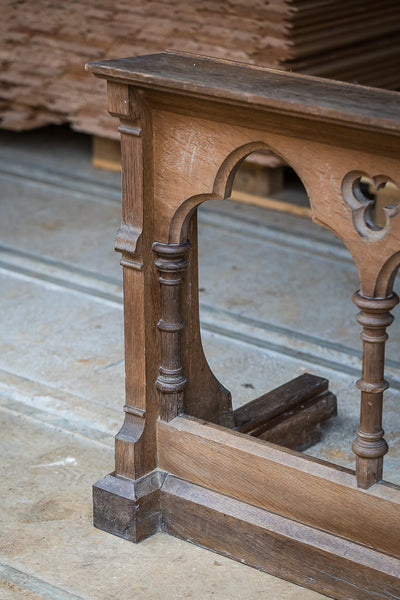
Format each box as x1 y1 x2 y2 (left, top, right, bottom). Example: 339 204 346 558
92 136 121 172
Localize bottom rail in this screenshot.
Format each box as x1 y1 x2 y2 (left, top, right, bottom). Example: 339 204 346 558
162 474 400 600
157 416 400 557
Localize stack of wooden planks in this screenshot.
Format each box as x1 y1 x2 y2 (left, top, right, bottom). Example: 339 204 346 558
283 0 400 89
1 0 399 138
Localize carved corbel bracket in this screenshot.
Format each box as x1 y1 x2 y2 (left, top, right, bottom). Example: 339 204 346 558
114 224 143 270
107 81 136 120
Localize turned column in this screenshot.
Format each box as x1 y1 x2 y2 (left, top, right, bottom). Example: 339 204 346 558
352 291 399 489
153 241 191 422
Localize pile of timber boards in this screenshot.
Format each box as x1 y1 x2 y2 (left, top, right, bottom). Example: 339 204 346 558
1 0 399 138
284 0 400 89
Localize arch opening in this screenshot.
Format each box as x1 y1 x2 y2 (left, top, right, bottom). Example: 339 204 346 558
188 147 400 484
169 141 313 244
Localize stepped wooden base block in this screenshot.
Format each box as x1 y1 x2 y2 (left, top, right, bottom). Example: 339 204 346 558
93 474 400 600
94 374 337 542
86 53 400 599
93 471 164 543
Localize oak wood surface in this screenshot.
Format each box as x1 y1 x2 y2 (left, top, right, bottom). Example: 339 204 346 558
352 293 399 488
247 392 337 451
87 52 400 597
113 92 160 480
93 470 164 543
162 475 400 600
157 416 400 558
234 373 336 451
181 213 234 427
147 90 400 162
234 373 329 429
3 1 400 135
86 52 400 136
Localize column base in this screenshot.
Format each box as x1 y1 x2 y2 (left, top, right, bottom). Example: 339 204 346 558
93 470 166 542
355 455 384 489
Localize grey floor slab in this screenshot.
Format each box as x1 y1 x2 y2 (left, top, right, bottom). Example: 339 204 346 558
0 176 121 278
0 126 121 194
197 200 400 365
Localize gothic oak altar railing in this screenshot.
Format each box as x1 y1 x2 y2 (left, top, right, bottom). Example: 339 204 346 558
86 53 400 600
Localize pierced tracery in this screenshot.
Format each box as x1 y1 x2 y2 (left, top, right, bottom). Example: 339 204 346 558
342 171 400 241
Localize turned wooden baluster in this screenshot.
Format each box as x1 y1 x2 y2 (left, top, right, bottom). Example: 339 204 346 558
352 291 399 488
153 241 191 422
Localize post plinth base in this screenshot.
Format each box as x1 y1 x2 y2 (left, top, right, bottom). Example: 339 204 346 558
93 470 165 542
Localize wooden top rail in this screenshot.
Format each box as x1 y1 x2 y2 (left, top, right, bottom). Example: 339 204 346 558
86 51 400 137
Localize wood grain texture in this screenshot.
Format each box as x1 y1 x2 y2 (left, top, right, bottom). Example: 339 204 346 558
248 392 337 451
88 52 400 597
86 53 400 136
234 373 329 430
161 475 400 600
234 373 336 451
153 241 190 422
158 416 400 558
113 91 160 480
352 292 399 488
93 470 165 542
146 104 400 296
181 212 234 427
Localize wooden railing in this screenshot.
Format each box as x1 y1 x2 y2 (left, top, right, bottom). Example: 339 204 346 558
87 52 400 600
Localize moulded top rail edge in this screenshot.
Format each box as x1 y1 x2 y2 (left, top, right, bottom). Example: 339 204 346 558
85 51 400 136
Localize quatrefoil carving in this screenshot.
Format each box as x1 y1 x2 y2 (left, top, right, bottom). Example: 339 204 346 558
342 171 400 241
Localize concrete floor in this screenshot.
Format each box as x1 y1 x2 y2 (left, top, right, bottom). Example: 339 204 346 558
0 126 399 599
